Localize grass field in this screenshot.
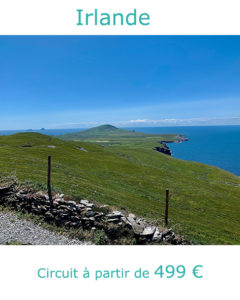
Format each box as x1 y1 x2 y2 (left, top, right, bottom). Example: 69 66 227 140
0 127 240 244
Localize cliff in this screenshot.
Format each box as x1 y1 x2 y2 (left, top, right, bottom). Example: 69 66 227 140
154 142 172 156
154 135 188 156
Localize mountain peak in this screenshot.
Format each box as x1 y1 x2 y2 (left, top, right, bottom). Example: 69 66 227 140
59 124 141 139
96 124 118 131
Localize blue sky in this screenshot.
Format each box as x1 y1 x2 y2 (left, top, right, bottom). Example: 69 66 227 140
0 36 240 129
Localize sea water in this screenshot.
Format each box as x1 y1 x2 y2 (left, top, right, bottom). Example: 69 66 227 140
130 126 240 176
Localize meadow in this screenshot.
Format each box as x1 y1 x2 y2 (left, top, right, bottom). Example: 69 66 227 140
0 126 240 244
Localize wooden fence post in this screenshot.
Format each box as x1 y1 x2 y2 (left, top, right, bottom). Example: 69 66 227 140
165 189 169 226
48 155 53 208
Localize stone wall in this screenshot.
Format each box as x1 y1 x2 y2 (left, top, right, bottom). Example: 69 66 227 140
0 182 188 245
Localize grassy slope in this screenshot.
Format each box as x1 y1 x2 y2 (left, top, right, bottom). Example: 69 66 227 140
59 124 181 150
0 132 240 244
59 124 146 140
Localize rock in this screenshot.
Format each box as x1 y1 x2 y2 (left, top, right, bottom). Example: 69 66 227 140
76 146 88 152
127 215 136 224
94 213 104 220
121 216 127 222
55 199 66 205
140 226 156 237
86 203 94 208
107 211 123 219
86 211 96 217
107 218 121 224
132 223 144 235
80 200 89 205
165 233 175 242
113 210 123 216
162 229 173 238
136 218 146 226
70 216 81 222
152 228 163 241
154 142 172 156
0 184 14 195
67 201 77 206
16 192 28 200
99 204 108 208
128 213 136 220
18 189 28 195
64 221 71 227
39 199 49 206
76 204 85 210
125 221 133 229
170 237 178 245
59 205 69 210
81 217 91 223
35 191 47 199
70 221 81 227
58 212 70 220
6 198 18 205
44 212 54 221
66 206 76 212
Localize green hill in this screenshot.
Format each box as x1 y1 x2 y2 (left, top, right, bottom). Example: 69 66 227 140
0 132 240 244
59 124 148 140
59 124 183 150
75 124 131 136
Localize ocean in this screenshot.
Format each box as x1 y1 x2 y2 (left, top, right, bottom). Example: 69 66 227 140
0 125 239 176
130 126 240 176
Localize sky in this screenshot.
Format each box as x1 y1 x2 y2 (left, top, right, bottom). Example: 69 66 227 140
0 35 240 129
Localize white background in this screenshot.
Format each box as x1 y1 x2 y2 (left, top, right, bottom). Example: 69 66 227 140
0 0 239 299
0 0 240 34
0 246 239 299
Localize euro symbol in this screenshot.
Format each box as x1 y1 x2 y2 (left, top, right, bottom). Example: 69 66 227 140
192 265 203 278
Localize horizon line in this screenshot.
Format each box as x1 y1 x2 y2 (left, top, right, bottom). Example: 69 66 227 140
1 123 240 132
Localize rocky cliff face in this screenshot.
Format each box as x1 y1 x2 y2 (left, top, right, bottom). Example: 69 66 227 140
154 135 188 156
154 142 172 156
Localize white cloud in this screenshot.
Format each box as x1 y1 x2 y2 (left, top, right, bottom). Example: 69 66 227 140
113 117 240 127
46 117 240 129
129 119 149 123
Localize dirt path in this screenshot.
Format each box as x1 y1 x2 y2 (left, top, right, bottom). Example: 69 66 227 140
0 212 90 245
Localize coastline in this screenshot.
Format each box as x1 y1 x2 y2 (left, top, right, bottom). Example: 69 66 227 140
154 135 188 156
